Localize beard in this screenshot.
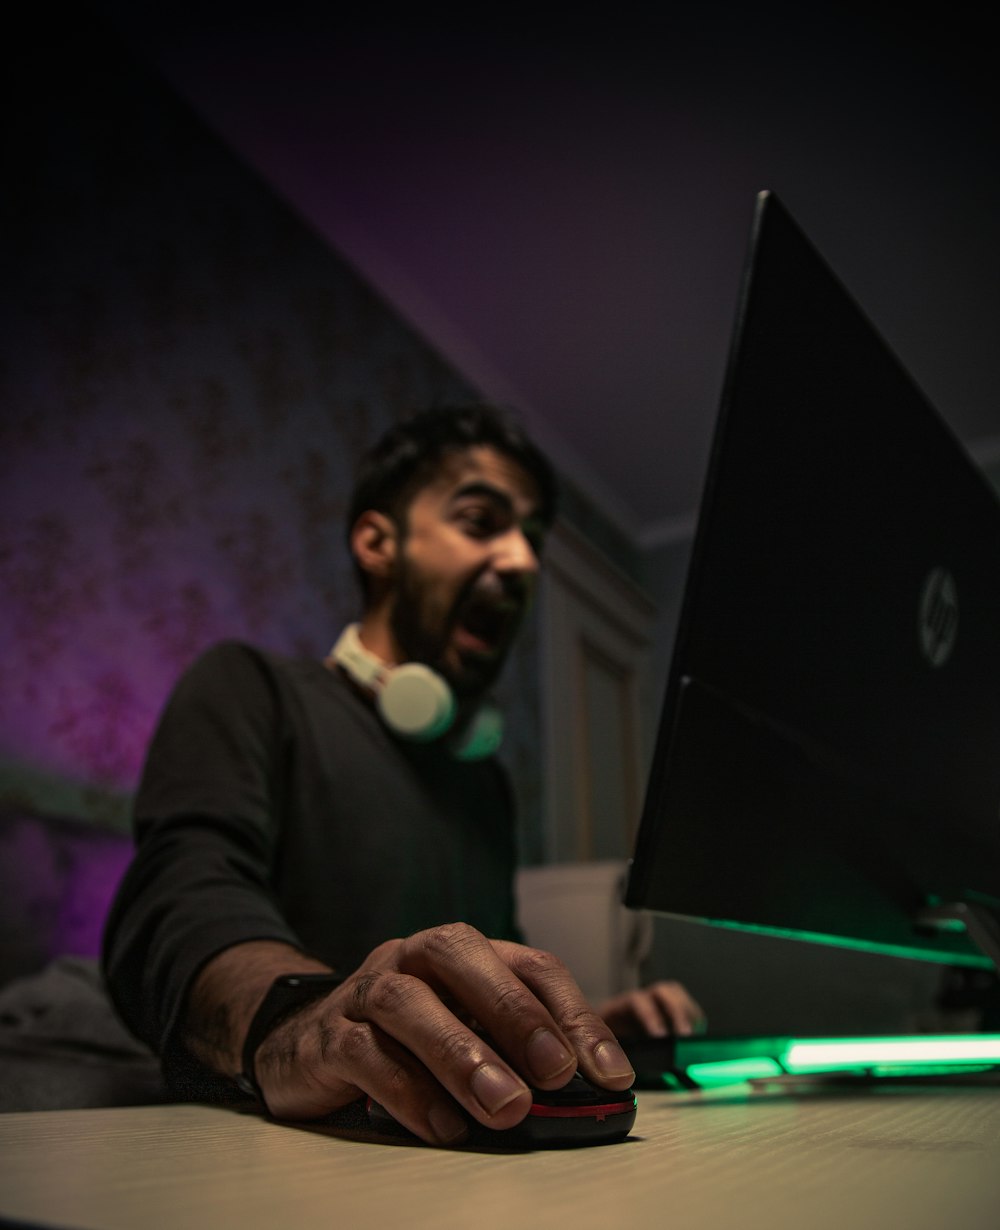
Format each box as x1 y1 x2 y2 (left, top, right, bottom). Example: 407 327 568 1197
389 559 519 702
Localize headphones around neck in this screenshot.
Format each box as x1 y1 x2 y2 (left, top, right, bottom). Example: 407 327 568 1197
328 624 503 762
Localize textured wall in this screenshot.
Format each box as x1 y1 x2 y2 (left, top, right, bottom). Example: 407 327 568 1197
0 16 542 861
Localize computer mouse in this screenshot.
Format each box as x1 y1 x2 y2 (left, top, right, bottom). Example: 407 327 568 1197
365 1071 637 1149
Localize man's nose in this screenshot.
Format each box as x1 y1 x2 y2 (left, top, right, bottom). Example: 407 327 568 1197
493 528 540 578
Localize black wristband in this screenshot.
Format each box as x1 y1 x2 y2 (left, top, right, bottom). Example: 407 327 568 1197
235 972 345 1105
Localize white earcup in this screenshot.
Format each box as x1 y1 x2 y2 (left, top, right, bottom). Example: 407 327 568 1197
376 662 455 741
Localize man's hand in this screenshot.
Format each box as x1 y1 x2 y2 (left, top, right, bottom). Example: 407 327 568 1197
249 924 636 1145
598 980 706 1040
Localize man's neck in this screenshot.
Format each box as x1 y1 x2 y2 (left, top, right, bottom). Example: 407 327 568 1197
356 609 401 666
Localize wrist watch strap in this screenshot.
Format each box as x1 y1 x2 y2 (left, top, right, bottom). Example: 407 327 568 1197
235 972 345 1105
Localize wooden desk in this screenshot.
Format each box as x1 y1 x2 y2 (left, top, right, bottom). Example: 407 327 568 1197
2 1083 999 1230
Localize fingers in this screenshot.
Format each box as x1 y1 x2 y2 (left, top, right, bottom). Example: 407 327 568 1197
395 925 636 1091
648 980 706 1035
259 993 474 1146
493 938 636 1091
598 980 707 1039
390 926 584 1089
601 989 667 1038
344 964 536 1131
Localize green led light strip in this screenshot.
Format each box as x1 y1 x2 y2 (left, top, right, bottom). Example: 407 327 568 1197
782 1034 1000 1073
666 914 994 968
673 1034 1000 1088
685 1058 785 1087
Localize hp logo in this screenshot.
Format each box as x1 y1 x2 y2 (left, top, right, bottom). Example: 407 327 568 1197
918 567 958 668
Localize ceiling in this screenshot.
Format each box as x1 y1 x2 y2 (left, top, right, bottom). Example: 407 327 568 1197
95 3 1000 545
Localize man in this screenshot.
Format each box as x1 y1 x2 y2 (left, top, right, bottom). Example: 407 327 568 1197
103 404 701 1146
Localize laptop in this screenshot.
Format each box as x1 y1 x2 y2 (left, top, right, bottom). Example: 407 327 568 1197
623 191 1000 1086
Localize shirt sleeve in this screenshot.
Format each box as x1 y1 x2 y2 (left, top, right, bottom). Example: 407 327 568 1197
102 643 303 1056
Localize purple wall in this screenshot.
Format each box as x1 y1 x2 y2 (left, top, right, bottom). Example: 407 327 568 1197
0 15 544 975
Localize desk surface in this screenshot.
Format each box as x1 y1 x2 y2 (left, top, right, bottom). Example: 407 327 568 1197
2 1082 999 1230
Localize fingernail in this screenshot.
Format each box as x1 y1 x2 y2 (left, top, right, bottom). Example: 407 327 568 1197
428 1101 469 1145
526 1028 574 1082
594 1039 635 1083
470 1062 529 1117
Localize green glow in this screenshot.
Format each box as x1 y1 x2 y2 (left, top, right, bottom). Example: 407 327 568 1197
783 1034 1000 1073
659 913 993 968
659 1072 687 1091
685 1058 785 1086
870 1063 996 1079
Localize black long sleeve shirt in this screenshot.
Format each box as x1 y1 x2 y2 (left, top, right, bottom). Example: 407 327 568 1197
102 642 520 1058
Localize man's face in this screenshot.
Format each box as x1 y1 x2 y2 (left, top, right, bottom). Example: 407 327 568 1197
388 446 545 700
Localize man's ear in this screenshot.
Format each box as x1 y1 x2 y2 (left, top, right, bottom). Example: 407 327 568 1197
350 510 398 583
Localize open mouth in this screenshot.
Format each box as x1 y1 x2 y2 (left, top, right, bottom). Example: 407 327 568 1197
453 592 520 658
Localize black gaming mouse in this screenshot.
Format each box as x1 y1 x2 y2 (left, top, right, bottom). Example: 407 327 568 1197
365 1071 637 1149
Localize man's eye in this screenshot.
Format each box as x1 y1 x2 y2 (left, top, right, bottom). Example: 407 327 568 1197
457 507 497 535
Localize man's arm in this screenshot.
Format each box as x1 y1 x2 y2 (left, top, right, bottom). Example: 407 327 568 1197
102 644 302 1056
181 940 331 1078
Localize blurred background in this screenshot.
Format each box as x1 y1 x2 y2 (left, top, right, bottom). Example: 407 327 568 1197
2 1 997 1034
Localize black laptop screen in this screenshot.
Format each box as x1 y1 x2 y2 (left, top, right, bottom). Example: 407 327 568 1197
625 192 1000 969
